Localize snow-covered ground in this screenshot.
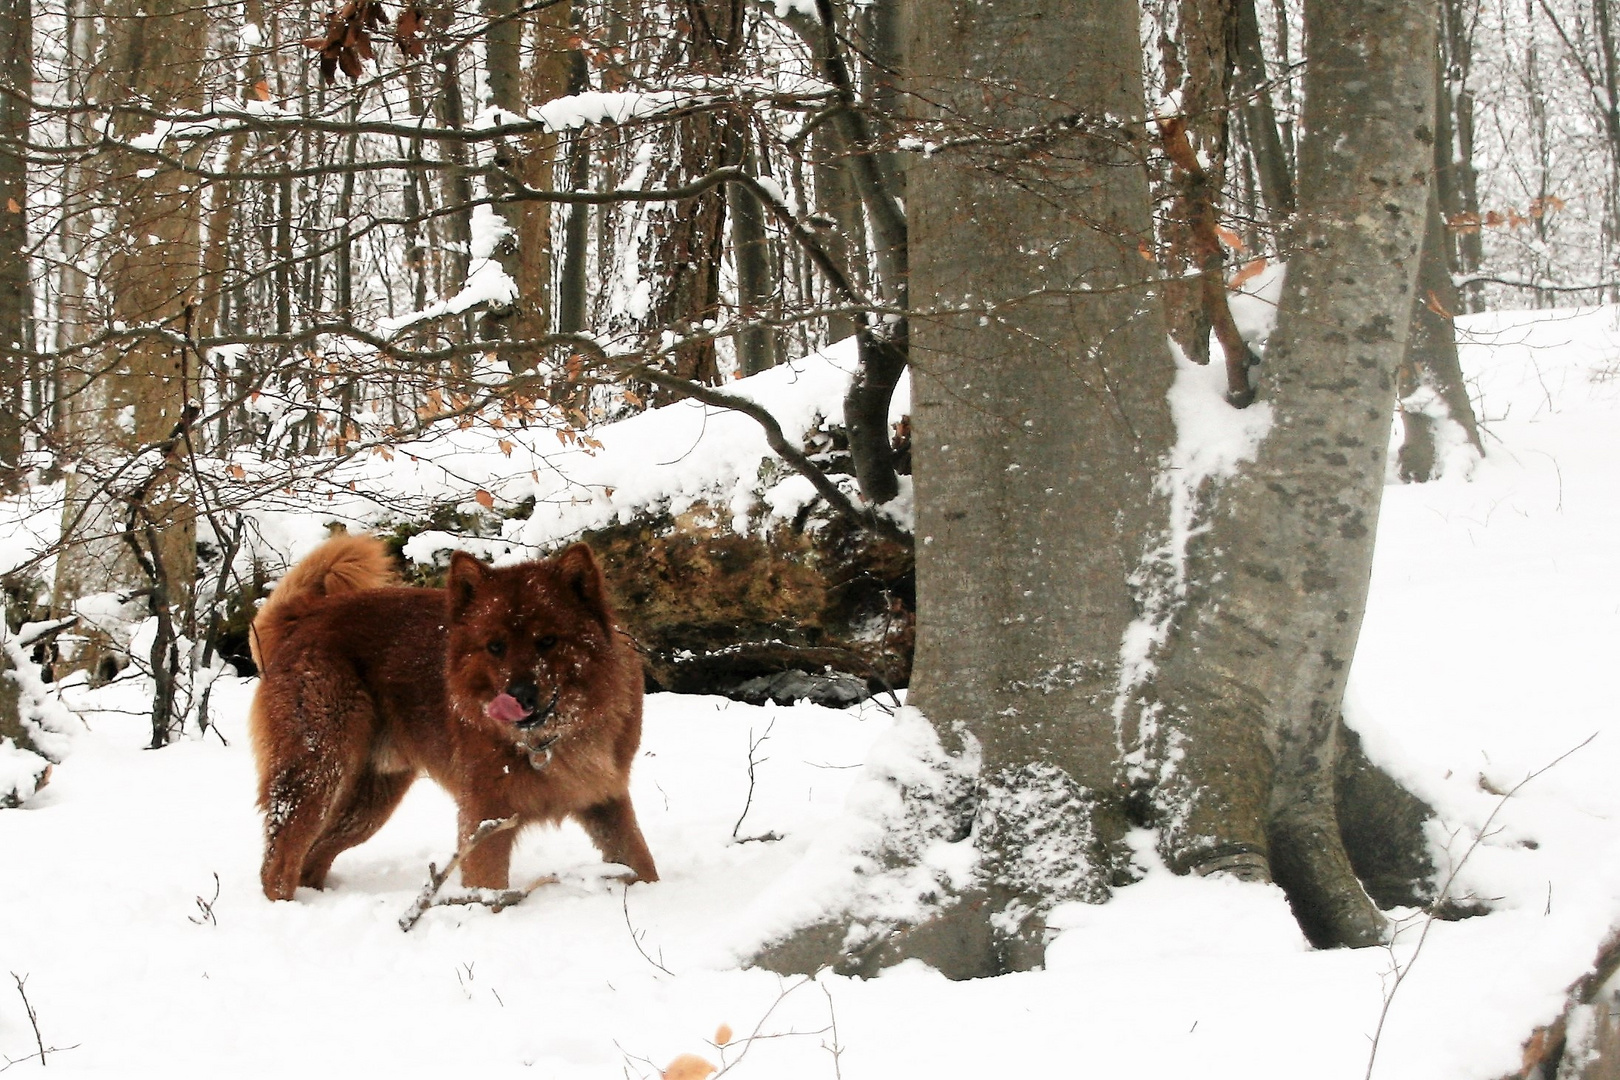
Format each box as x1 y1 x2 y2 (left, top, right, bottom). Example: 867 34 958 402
3 306 1619 1078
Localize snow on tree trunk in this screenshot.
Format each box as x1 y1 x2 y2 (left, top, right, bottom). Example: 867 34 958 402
756 0 1177 979
1131 0 1440 948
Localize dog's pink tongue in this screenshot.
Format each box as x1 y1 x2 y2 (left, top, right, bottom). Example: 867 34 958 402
483 693 530 724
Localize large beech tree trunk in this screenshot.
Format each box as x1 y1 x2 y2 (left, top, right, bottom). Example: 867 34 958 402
754 0 1441 978
1134 0 1439 948
758 0 1178 979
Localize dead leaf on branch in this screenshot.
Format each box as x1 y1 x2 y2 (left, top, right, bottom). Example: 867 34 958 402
1447 196 1566 235
1425 290 1455 319
1227 256 1269 290
662 1053 717 1080
302 0 425 83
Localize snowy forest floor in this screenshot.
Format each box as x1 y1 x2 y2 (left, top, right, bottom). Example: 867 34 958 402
2 306 1619 1078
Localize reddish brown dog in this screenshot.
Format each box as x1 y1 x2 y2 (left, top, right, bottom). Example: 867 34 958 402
248 533 658 901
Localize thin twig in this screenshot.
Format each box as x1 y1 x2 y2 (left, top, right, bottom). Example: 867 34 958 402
732 719 777 842
821 981 844 1080
188 873 221 926
713 977 818 1077
621 883 675 977
399 817 519 930
1364 732 1599 1080
2 973 79 1071
12 975 43 1068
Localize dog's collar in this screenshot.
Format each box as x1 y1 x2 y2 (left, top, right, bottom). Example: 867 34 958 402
520 731 559 771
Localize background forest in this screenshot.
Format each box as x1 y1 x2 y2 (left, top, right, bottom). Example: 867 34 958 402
0 0 1610 717
2 0 1620 1076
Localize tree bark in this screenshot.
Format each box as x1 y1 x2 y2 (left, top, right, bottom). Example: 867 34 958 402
811 126 865 346
759 0 1177 978
487 0 570 357
1397 183 1484 482
1136 0 1439 948
640 0 746 395
0 0 30 493
1233 0 1296 220
1158 0 1238 370
728 134 777 377
51 0 206 685
557 50 591 337
1435 0 1483 309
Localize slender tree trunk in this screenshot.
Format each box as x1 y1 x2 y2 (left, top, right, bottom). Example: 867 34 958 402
486 0 570 356
812 126 865 346
728 130 776 377
403 64 431 318
556 42 590 337
431 8 474 334
0 0 29 492
1136 0 1439 948
1397 185 1484 481
1159 0 1238 369
1234 0 1296 219
1436 0 1483 309
49 0 99 467
647 0 743 392
52 0 207 694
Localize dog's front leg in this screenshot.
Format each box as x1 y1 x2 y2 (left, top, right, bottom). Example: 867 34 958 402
574 795 659 883
456 807 517 890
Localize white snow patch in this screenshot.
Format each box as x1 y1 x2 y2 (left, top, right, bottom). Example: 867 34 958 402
1114 340 1273 720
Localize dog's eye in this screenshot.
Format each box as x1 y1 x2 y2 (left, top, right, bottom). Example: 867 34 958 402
537 635 558 652
487 639 506 658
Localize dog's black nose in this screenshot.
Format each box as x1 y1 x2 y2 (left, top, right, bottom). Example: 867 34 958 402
507 680 539 713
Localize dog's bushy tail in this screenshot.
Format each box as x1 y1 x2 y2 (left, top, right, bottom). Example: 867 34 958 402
250 533 397 672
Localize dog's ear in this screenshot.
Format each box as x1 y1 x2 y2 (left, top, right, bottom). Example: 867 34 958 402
554 543 610 629
446 551 489 620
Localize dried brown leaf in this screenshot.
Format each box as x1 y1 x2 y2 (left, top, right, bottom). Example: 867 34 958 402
474 489 495 509
1215 225 1245 252
662 1054 716 1080
1227 256 1269 291
1424 290 1455 319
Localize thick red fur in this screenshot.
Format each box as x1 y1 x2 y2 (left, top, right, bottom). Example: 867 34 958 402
248 534 657 901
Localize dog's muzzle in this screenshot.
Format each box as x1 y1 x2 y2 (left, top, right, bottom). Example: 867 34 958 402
513 686 559 730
